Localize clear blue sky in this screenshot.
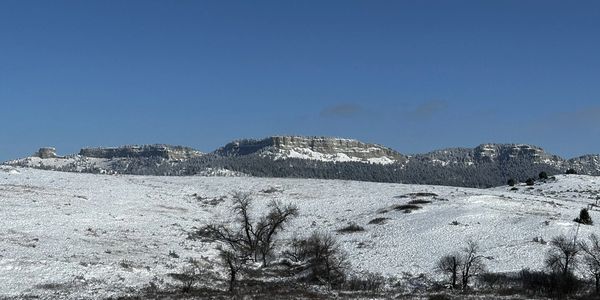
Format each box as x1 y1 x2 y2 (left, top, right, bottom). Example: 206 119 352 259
1 1 599 161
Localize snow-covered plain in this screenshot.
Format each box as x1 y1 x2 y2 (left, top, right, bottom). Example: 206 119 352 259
0 166 598 299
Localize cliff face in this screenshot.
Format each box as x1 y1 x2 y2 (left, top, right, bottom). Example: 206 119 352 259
79 145 202 160
5 137 600 184
569 155 600 175
414 144 565 167
271 136 402 158
215 136 407 164
36 147 58 159
214 139 274 157
473 144 563 165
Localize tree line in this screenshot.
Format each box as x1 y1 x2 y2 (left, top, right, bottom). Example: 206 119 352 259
28 153 572 188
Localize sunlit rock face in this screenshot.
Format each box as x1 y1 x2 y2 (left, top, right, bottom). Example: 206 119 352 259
569 154 600 174
36 147 58 159
473 144 563 165
215 136 407 164
412 143 568 170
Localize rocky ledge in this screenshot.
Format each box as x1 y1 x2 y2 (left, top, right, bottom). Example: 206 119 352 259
215 136 407 164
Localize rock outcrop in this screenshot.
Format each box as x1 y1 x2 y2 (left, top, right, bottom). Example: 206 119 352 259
215 136 407 164
414 144 565 167
569 154 600 174
36 147 58 159
5 137 600 185
472 144 563 165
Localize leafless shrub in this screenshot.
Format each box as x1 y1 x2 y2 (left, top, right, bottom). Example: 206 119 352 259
580 234 600 294
437 240 485 290
219 248 245 292
519 269 553 296
395 192 438 198
408 199 432 205
480 272 511 290
260 187 282 194
119 259 134 269
342 272 385 292
169 258 211 293
337 223 365 233
437 253 462 289
283 232 349 287
544 234 582 296
393 204 421 213
545 234 579 277
368 217 390 225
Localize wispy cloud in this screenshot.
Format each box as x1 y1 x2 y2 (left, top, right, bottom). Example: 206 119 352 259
320 100 449 122
522 105 600 143
410 100 448 119
553 106 600 126
527 105 600 132
320 103 364 118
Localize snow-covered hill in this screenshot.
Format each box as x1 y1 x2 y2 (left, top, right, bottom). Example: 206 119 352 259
0 166 598 299
413 143 565 168
5 155 124 174
4 138 600 189
4 144 206 175
214 136 408 165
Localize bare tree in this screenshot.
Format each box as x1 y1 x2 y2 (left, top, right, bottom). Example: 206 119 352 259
461 240 485 290
230 192 257 257
199 224 247 254
254 200 299 266
437 253 463 289
197 192 298 266
580 234 600 294
545 234 579 277
169 258 214 293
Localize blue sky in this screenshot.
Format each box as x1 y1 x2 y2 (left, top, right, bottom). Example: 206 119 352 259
1 1 599 161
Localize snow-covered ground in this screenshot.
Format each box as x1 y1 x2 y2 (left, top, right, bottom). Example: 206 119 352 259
0 166 598 299
264 147 398 164
5 156 120 174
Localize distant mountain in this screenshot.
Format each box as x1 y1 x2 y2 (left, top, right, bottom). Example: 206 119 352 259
214 136 407 164
568 154 600 174
79 144 202 160
414 144 563 167
3 136 599 187
413 143 600 175
5 144 203 175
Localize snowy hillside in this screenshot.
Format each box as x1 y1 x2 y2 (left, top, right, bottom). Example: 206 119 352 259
413 143 565 168
0 166 598 298
214 136 408 165
4 138 600 189
5 156 122 174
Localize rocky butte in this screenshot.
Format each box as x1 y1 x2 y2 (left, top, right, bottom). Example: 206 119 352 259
4 136 599 187
214 136 408 164
35 147 59 159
